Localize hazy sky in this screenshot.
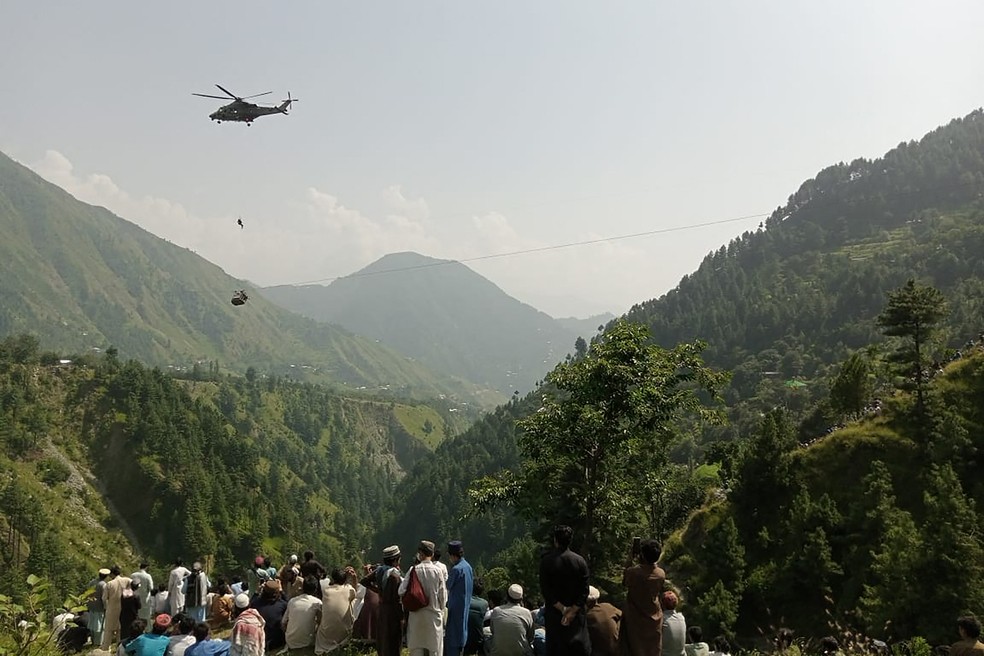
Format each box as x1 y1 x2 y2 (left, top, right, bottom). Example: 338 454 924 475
2 1 983 317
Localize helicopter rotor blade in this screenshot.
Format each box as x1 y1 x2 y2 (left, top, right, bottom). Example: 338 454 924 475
241 91 273 100
193 93 232 100
215 84 240 100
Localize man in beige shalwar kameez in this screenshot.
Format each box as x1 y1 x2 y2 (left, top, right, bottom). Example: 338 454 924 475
101 565 132 650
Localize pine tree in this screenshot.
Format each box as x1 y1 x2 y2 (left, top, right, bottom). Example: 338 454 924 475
829 351 873 418
876 279 948 419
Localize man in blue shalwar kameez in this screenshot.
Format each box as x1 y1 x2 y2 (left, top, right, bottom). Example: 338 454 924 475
445 540 475 656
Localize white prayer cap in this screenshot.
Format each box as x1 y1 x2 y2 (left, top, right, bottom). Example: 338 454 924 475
507 584 523 601
234 593 250 609
588 586 600 601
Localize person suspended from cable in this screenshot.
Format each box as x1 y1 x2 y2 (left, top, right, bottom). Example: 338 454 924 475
231 290 249 306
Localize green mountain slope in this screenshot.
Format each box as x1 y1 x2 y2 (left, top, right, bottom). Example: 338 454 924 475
665 347 984 645
624 110 984 385
262 252 589 393
0 337 466 598
374 109 984 572
0 152 471 399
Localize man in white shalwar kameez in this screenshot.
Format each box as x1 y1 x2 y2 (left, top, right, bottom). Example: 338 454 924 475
130 562 154 626
399 540 448 656
168 558 192 616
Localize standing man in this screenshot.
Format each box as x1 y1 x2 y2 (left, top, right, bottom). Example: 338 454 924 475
445 541 475 656
169 559 192 616
87 568 110 647
620 540 665 656
130 562 155 628
101 565 133 650
490 584 534 656
185 562 211 622
363 545 403 656
399 540 448 656
539 525 591 656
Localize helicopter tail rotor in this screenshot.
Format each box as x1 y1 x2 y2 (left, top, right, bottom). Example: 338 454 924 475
279 92 298 114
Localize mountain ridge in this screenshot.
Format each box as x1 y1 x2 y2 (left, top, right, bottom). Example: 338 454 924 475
262 252 599 393
0 151 473 401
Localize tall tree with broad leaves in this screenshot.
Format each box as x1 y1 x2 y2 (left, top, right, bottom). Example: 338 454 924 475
469 319 727 574
876 279 948 420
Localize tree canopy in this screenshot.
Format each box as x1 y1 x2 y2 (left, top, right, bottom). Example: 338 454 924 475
471 320 727 574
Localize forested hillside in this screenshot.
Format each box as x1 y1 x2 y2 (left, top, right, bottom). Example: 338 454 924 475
0 334 466 600
669 345 984 646
0 152 474 401
625 110 984 402
376 109 984 626
263 252 587 394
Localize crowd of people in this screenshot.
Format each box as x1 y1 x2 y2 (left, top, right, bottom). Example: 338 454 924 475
49 525 984 656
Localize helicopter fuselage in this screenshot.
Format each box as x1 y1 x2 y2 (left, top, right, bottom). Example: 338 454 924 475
209 99 290 123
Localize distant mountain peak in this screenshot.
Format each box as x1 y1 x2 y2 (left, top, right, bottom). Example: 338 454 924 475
263 252 600 393
354 252 457 276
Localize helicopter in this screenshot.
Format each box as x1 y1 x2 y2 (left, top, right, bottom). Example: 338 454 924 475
193 84 297 125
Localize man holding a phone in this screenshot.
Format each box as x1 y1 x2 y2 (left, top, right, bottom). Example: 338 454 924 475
620 539 666 656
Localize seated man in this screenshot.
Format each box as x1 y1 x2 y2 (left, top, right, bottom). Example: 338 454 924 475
124 614 171 656
951 616 984 656
185 622 231 656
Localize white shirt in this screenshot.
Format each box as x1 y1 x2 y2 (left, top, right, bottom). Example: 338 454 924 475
399 560 448 655
284 593 323 649
130 570 155 610
168 634 196 656
662 611 687 656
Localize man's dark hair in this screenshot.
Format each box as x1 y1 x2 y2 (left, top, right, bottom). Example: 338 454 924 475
689 626 703 643
958 616 982 639
713 636 731 653
820 637 839 654
109 565 121 576
487 589 504 608
330 569 347 585
640 539 661 565
433 549 442 562
303 551 315 562
473 578 485 597
384 553 400 566
140 562 149 570
304 576 321 594
127 619 147 640
193 622 210 642
179 616 196 634
174 558 183 566
553 525 574 548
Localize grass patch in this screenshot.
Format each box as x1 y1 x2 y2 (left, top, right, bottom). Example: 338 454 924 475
392 404 447 450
